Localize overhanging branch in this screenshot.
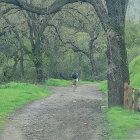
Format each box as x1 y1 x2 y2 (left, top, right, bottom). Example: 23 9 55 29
0 0 84 15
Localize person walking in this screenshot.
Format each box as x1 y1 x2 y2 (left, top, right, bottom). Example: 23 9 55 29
72 70 78 91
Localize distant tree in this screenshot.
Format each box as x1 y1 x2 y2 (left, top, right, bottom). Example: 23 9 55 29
57 4 104 80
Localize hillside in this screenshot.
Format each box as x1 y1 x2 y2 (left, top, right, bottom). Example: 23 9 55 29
129 55 140 89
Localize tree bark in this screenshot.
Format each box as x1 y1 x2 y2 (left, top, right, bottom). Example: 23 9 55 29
31 42 44 83
20 51 24 77
26 12 48 83
34 60 44 83
106 29 124 107
105 0 129 107
89 38 97 80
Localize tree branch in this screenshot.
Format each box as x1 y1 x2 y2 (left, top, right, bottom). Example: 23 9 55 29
0 0 84 15
3 16 30 54
0 6 19 18
68 42 89 56
87 0 110 31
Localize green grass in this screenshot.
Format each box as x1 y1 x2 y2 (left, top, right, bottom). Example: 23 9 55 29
0 82 51 130
43 78 97 86
98 80 108 94
98 55 140 139
129 55 140 90
43 79 72 86
108 107 140 139
78 80 97 84
98 80 108 103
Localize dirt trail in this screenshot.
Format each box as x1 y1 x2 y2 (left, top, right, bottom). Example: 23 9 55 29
130 127 140 139
0 83 109 140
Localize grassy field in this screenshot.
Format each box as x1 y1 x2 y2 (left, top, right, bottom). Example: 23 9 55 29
98 55 140 139
43 78 97 86
0 82 51 130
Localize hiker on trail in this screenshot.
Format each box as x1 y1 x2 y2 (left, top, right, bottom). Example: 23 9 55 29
72 70 78 91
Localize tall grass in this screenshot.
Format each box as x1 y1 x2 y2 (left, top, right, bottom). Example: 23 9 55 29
0 82 51 130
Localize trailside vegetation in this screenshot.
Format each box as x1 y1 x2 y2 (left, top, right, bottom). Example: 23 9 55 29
43 78 97 87
98 55 140 139
0 82 51 130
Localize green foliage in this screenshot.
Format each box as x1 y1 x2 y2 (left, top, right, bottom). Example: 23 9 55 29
98 80 108 103
23 39 32 52
0 82 51 130
126 21 140 62
126 21 140 49
98 80 108 94
107 107 140 139
127 46 140 63
129 55 140 90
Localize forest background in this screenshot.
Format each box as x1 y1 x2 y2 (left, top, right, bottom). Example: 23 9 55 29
0 0 140 84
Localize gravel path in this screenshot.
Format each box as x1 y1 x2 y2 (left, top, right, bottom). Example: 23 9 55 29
0 83 109 140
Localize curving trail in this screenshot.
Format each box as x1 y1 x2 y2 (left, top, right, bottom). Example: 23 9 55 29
0 84 109 140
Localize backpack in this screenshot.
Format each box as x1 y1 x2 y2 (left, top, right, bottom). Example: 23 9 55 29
72 72 78 79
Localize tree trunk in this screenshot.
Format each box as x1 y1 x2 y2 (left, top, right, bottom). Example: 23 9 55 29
34 60 44 83
32 42 44 83
78 54 82 78
106 0 129 83
89 38 97 80
107 30 129 107
89 58 97 80
106 0 129 107
20 51 24 76
89 0 129 107
106 29 124 107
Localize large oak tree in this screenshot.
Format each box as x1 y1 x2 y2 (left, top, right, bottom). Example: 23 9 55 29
0 0 129 107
